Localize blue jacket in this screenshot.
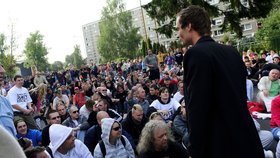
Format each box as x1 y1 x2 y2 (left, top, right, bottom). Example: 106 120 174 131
0 96 16 136
16 129 42 146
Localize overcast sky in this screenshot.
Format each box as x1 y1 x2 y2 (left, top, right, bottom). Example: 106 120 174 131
0 0 151 63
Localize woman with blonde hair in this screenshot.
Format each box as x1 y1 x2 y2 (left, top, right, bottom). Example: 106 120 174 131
29 83 47 113
137 120 187 158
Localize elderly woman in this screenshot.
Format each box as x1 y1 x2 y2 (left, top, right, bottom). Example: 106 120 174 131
15 119 42 147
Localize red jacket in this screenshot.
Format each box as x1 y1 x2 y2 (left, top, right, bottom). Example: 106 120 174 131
270 95 280 128
73 92 86 108
247 102 265 114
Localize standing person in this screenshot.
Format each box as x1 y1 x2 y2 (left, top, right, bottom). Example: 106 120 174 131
7 75 39 130
144 49 160 81
174 48 183 66
176 5 264 158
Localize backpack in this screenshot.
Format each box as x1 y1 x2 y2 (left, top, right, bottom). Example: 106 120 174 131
98 135 126 157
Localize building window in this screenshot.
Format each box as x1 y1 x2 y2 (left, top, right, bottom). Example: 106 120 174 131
242 23 252 31
213 30 223 36
212 19 223 26
206 0 219 5
240 0 249 7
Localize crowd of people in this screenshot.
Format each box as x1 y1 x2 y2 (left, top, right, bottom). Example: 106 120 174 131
1 5 280 158
0 38 188 158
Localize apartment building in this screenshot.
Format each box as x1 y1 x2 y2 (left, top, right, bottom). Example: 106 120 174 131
83 1 257 64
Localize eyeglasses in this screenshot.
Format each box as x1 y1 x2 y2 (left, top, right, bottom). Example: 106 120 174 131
51 116 61 120
112 126 121 131
72 110 79 114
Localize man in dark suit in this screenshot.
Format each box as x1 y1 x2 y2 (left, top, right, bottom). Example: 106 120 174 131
176 5 264 158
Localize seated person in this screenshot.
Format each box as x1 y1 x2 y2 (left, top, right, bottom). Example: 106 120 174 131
137 120 188 158
84 111 110 154
247 78 254 102
252 118 274 157
87 99 122 126
25 146 49 158
148 87 181 123
257 69 280 112
62 106 90 142
158 76 177 96
47 124 92 158
122 104 148 146
173 100 188 147
15 119 42 147
56 101 70 123
173 81 184 103
93 118 135 158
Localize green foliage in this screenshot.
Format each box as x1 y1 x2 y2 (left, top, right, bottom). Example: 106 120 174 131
0 33 17 78
97 0 142 62
0 34 8 56
141 39 147 56
51 61 64 71
255 6 280 51
64 45 85 69
143 0 273 38
23 31 49 71
1 54 16 78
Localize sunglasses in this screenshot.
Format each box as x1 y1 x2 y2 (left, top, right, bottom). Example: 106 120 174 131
112 126 121 131
72 110 79 114
51 116 60 120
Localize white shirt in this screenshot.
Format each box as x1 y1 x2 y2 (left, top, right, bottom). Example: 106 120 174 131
6 86 32 112
79 105 91 119
46 139 93 158
150 98 181 122
0 88 6 96
246 79 254 101
173 91 184 103
53 94 70 109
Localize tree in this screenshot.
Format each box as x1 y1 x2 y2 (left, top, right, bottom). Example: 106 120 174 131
0 33 17 78
23 31 49 71
143 0 273 38
255 2 280 51
1 54 17 78
97 0 142 62
0 33 8 60
51 61 64 71
64 45 85 69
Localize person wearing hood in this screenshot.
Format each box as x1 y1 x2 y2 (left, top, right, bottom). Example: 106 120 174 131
148 87 181 123
93 118 135 158
46 124 92 158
